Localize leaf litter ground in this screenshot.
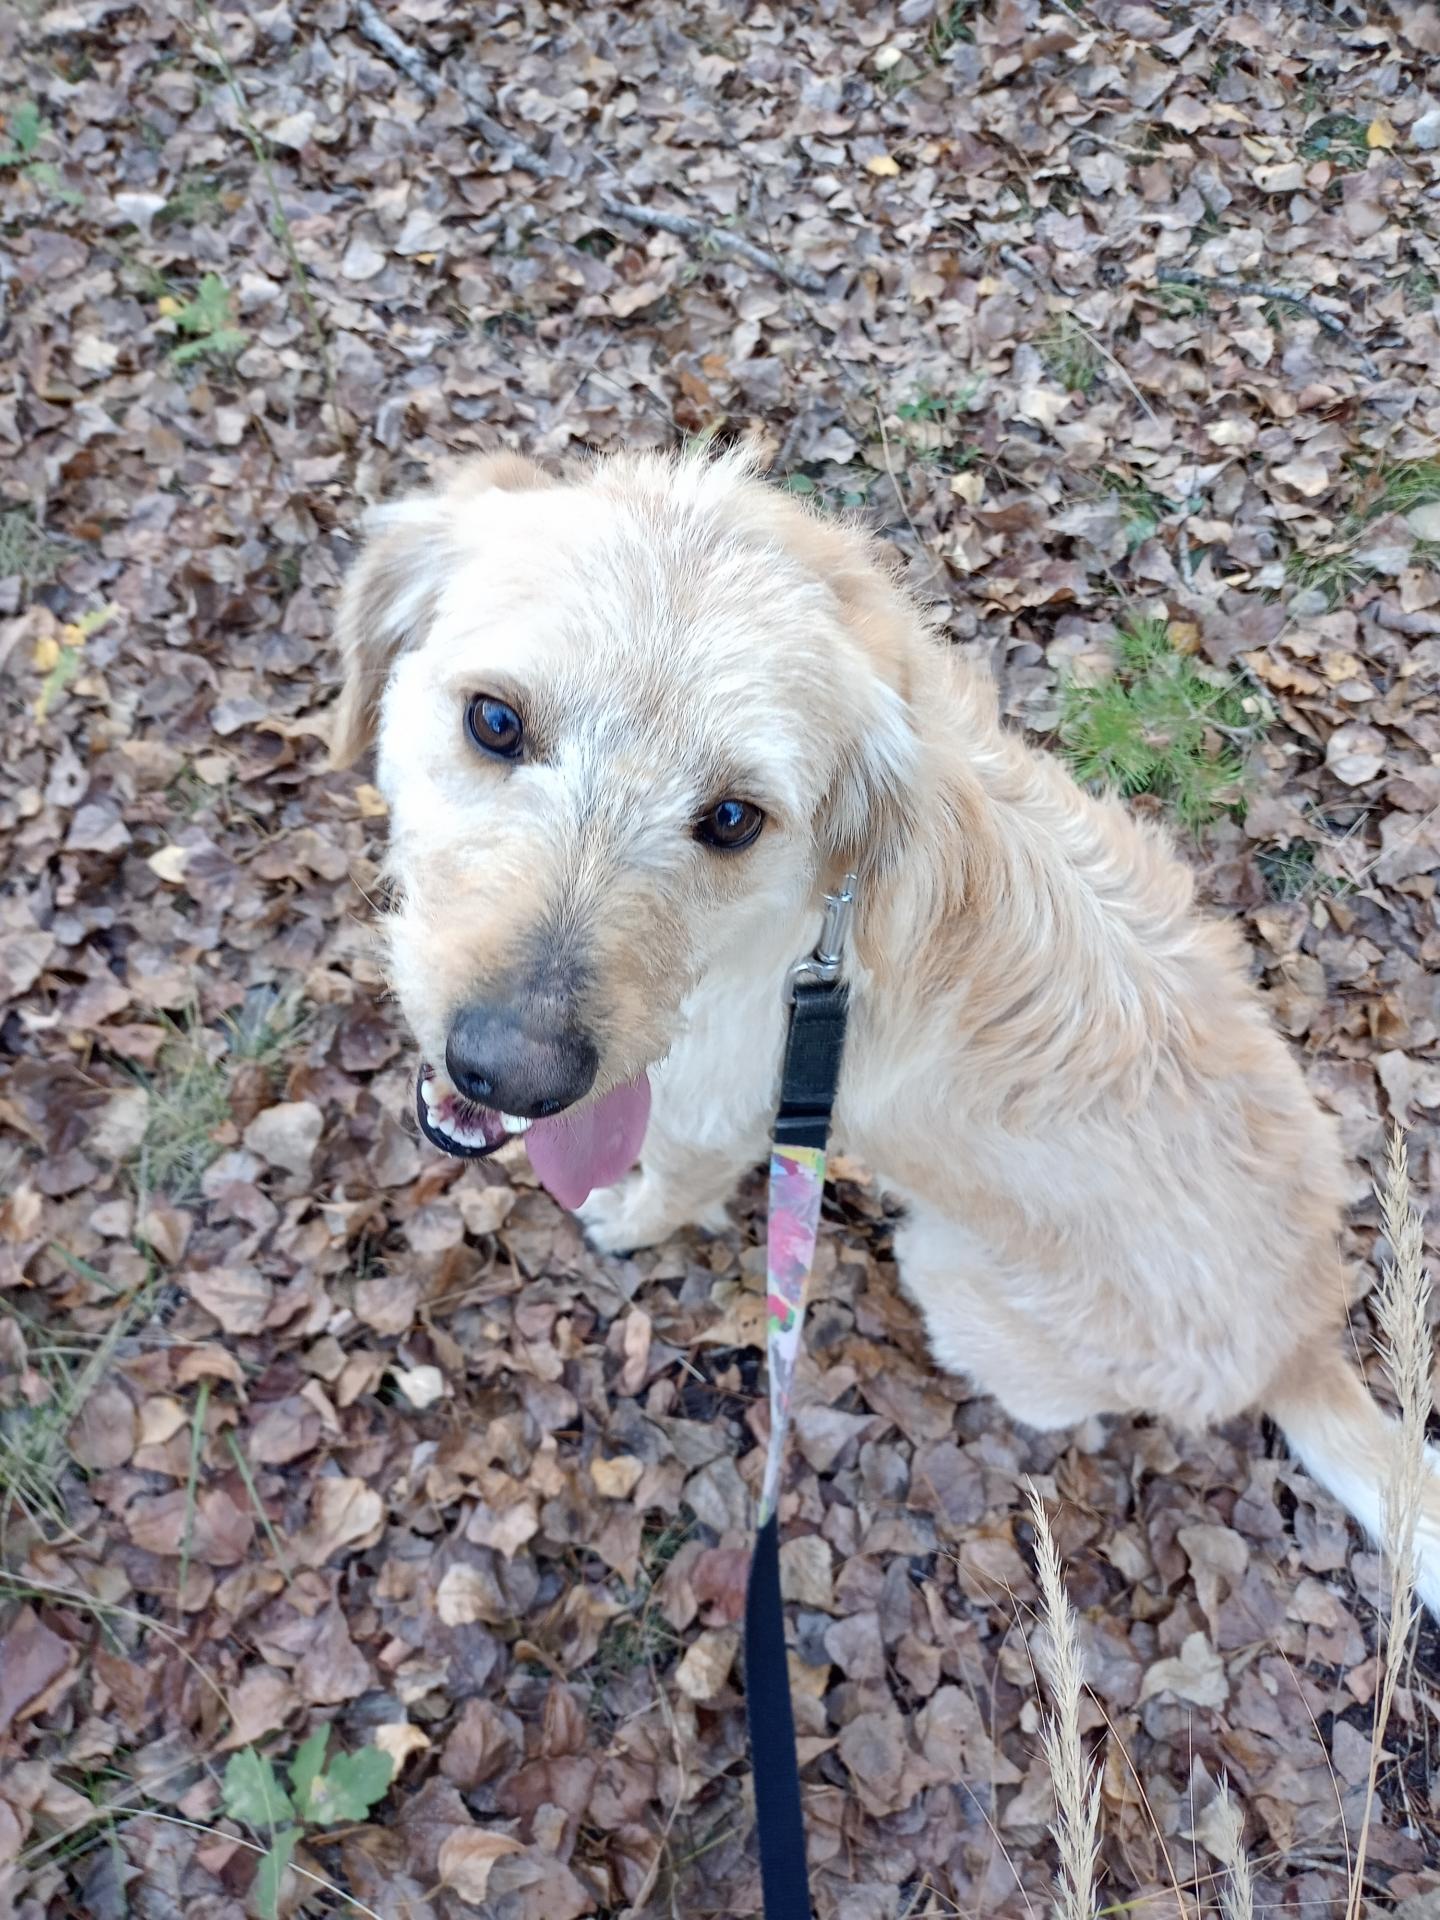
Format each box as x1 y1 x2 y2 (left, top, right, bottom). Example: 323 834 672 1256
2 1 1439 1916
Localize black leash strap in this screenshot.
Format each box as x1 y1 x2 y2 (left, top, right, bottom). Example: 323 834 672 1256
746 1510 812 1920
745 973 850 1920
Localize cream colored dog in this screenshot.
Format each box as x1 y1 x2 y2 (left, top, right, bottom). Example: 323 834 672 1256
332 445 1440 1611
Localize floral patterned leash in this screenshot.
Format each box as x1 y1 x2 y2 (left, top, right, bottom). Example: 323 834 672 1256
746 875 856 1920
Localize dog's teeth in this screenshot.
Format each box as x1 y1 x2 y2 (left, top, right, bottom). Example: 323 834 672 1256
500 1113 531 1135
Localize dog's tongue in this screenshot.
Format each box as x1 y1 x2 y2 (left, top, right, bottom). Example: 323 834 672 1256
525 1075 651 1210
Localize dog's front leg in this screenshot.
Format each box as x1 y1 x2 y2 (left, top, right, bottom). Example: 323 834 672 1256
578 957 786 1253
578 1119 766 1254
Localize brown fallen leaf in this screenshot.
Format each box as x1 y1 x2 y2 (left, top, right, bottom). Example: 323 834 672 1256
218 1666 298 1750
293 1477 384 1566
183 1267 274 1335
375 1722 433 1774
127 1485 254 1566
0 1608 73 1727
1140 1631 1229 1708
67 1380 137 1470
674 1627 739 1701
438 1827 526 1901
589 1454 643 1498
242 1100 323 1175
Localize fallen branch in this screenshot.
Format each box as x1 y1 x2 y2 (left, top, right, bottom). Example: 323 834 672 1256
353 1 823 290
597 194 828 295
354 0 549 176
1156 268 1379 376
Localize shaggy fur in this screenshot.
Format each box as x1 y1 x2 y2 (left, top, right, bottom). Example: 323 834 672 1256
333 445 1440 1611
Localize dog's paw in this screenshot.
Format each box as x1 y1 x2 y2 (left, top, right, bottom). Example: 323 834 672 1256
576 1175 669 1255
578 1176 729 1255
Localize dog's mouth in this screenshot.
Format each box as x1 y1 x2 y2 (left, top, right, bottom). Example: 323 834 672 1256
415 1064 651 1209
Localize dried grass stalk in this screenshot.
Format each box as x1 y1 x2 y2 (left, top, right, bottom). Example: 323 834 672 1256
1027 1485 1101 1920
1209 1776 1255 1920
1346 1127 1433 1920
1374 1124 1430 1664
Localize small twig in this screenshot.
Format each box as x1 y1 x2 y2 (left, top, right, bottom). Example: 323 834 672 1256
873 403 944 586
225 1429 293 1581
177 1378 210 1620
354 0 549 175
1176 516 1194 586
194 0 346 442
597 194 827 294
353 0 435 97
1156 268 1380 377
352 2 823 291
71 1807 388 1920
772 410 808 476
998 245 1158 423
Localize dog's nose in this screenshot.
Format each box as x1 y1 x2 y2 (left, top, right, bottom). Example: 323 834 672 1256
444 1003 599 1119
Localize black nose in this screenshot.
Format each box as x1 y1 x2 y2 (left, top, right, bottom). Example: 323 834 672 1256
444 1003 598 1119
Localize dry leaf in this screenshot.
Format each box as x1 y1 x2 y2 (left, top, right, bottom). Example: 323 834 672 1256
294 1477 384 1566
438 1829 526 1902
374 1722 433 1774
184 1267 274 1335
589 1454 643 1498
1271 457 1331 498
1324 721 1386 786
0 1609 73 1728
392 1363 446 1409
243 1101 323 1175
436 1564 505 1627
146 845 191 885
1139 1632 1229 1707
674 1627 739 1701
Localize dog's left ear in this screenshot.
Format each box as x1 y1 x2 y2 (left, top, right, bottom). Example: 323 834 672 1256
329 453 552 769
790 517 923 882
824 655 920 881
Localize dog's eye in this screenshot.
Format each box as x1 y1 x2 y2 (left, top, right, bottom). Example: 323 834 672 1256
465 695 524 760
695 798 764 851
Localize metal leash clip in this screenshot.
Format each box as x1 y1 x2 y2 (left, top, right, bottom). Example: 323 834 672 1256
785 872 858 1001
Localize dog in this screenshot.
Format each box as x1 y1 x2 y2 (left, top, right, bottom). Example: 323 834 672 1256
331 443 1440 1613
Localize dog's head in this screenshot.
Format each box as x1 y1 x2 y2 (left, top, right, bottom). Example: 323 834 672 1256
331 446 921 1201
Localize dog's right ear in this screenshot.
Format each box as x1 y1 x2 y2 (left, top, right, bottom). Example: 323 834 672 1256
328 453 552 769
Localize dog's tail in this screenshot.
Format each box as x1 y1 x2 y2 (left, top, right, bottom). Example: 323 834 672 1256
1266 1343 1440 1619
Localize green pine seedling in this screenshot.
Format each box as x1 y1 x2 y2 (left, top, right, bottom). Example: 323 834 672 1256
170 273 248 366
222 1732 394 1919
1059 616 1261 829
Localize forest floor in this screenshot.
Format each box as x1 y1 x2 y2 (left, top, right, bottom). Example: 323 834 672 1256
2 1 1440 1915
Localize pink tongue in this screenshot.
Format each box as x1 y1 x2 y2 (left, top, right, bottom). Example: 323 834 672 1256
524 1075 651 1209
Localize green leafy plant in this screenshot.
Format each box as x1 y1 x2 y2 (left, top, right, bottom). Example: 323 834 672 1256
222 1731 393 1919
0 101 81 202
167 273 247 366
779 471 873 512
1299 112 1369 169
1059 617 1262 828
896 380 982 425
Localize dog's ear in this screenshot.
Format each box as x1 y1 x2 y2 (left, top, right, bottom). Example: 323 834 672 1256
329 453 552 769
823 657 920 882
765 500 922 881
